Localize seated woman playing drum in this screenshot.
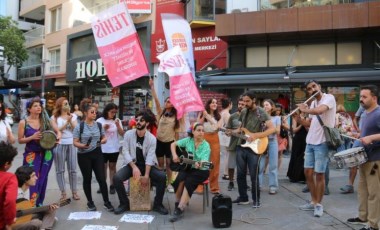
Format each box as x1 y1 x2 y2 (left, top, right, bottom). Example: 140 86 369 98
169 122 211 222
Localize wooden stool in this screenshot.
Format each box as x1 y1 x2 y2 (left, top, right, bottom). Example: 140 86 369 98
202 179 209 213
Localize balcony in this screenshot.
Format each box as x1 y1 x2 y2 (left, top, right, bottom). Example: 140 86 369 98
18 64 42 81
20 0 46 21
24 26 45 48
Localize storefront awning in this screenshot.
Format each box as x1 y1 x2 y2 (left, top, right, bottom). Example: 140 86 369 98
0 76 29 89
196 69 380 87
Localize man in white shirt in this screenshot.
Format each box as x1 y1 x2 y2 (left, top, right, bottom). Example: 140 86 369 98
296 80 336 218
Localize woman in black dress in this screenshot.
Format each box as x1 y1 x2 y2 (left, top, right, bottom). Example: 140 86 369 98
286 111 308 182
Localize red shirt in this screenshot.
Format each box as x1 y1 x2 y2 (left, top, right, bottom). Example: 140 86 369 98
0 172 17 229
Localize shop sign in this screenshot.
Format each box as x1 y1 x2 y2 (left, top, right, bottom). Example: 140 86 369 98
76 58 107 80
25 79 55 91
119 0 152 14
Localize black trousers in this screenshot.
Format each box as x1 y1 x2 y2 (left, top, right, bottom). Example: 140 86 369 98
113 164 166 207
77 147 109 203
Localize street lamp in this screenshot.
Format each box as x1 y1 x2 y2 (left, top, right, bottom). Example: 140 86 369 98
41 59 49 98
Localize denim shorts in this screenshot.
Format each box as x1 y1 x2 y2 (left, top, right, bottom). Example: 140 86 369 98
304 142 329 173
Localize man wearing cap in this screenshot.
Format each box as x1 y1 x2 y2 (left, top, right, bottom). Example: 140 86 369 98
296 80 336 217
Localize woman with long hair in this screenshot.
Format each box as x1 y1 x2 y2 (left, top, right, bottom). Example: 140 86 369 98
197 98 222 194
73 99 114 212
150 78 182 193
18 97 61 206
259 99 280 194
286 110 308 183
219 98 232 181
96 103 124 195
169 122 210 222
276 104 288 170
51 97 80 201
0 102 15 144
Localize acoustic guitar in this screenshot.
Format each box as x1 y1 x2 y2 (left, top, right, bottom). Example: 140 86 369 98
219 127 268 155
170 146 214 172
12 198 71 227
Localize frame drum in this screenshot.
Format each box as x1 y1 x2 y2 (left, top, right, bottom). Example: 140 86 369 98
40 130 57 150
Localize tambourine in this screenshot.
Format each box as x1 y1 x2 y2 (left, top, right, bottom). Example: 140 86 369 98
40 130 57 150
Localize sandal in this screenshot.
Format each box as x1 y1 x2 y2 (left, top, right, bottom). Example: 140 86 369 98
60 192 67 200
72 192 80 200
222 175 229 180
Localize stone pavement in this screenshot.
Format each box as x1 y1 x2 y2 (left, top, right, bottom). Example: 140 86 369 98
8 123 368 230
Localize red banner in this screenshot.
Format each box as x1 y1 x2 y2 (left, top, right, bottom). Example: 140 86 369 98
91 3 149 87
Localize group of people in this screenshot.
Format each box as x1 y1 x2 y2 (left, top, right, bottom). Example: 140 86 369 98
0 79 380 230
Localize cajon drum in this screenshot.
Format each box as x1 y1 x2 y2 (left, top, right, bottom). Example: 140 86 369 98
129 177 151 211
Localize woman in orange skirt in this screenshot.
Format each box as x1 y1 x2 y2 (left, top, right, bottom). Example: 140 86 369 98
198 98 223 194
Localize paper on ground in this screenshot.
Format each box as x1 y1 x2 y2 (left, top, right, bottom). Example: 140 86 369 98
81 225 118 230
68 211 102 220
119 214 155 223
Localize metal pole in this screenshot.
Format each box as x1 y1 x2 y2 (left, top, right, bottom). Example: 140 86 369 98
41 59 49 98
41 61 45 98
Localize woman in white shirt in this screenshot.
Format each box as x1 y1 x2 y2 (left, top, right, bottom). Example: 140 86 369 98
96 103 125 195
51 97 80 200
0 102 15 144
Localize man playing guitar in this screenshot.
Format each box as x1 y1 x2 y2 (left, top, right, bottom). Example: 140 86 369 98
13 166 59 230
231 90 275 208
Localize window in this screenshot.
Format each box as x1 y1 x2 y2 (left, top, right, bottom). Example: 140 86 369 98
49 48 60 73
246 47 267 67
51 7 62 32
337 42 361 65
70 35 98 59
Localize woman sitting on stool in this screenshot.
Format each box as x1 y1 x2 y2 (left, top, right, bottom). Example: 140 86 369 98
169 122 211 222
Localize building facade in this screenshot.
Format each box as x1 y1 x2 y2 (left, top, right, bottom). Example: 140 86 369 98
197 0 380 113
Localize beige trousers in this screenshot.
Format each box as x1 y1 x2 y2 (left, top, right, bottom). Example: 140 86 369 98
358 160 380 229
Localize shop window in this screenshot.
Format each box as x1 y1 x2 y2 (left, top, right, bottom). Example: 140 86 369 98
327 87 360 113
230 46 245 68
269 45 294 67
337 42 362 65
246 47 267 67
50 6 62 33
70 35 98 59
269 44 335 67
49 48 61 73
375 41 380 64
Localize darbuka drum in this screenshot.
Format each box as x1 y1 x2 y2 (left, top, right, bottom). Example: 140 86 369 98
129 177 151 211
334 147 367 168
40 130 57 150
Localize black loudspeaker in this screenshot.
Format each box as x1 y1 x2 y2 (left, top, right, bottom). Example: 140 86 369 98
212 194 232 228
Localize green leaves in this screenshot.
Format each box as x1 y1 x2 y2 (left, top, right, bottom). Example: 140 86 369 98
0 16 28 73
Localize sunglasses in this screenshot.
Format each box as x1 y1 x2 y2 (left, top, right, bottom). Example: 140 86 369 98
370 163 378 175
89 110 96 114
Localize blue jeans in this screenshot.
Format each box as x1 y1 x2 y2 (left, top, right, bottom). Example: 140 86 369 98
236 146 262 202
337 137 353 152
304 142 329 173
259 139 278 189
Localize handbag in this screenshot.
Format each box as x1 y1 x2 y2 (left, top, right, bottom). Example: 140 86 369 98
316 115 343 149
279 124 288 138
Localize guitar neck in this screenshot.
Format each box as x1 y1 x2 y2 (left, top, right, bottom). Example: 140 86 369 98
219 128 248 140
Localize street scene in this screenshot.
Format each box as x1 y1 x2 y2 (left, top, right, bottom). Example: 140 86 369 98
7 124 362 230
1 0 380 230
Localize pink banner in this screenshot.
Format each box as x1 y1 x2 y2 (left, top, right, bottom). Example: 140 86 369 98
158 46 203 118
91 3 149 87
